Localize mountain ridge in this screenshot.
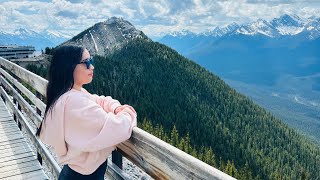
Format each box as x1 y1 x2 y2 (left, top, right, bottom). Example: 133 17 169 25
163 14 320 40
60 17 148 56
0 28 70 50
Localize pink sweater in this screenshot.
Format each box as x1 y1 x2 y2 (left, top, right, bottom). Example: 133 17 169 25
40 88 137 175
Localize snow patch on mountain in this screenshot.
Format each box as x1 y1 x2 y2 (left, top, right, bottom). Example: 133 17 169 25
277 26 304 35
0 28 70 50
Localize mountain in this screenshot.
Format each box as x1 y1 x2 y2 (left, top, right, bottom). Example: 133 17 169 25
160 14 320 44
0 28 70 51
27 18 320 179
158 14 320 144
60 17 148 56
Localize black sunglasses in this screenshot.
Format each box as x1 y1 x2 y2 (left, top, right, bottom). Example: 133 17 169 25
78 57 94 69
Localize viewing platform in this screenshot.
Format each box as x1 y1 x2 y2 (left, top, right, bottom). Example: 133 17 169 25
0 56 235 180
0 98 47 179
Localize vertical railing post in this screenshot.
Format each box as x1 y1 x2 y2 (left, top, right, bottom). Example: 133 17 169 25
35 91 43 165
112 150 123 169
13 99 17 122
35 91 42 116
17 102 22 130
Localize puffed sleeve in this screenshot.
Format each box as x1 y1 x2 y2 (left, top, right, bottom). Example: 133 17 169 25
82 88 121 113
64 93 137 152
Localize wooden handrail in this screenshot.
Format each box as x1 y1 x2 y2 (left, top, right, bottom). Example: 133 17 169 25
0 68 46 114
0 57 47 96
0 57 235 179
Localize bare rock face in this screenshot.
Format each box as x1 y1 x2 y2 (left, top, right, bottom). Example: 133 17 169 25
61 17 148 56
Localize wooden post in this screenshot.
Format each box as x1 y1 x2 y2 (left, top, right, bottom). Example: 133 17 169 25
0 94 4 103
35 91 42 116
36 92 43 165
37 152 43 165
112 150 123 170
18 103 22 130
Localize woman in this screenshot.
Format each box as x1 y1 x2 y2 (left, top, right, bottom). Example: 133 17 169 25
36 45 137 179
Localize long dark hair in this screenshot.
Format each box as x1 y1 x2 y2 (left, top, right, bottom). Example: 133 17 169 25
36 45 84 136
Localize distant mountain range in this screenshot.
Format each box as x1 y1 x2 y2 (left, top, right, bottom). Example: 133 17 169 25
159 14 320 144
160 14 320 54
166 14 320 38
0 28 71 50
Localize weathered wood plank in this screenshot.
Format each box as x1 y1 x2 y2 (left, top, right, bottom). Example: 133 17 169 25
0 76 42 126
0 113 12 118
1 169 47 180
118 127 236 180
0 156 37 169
0 148 32 159
0 142 31 157
0 129 19 137
0 133 23 143
0 119 16 126
0 57 47 96
0 152 34 164
0 123 18 132
0 138 25 148
0 157 39 172
0 68 46 113
107 160 131 180
0 126 20 133
0 120 16 126
0 161 42 179
0 117 13 122
0 139 26 151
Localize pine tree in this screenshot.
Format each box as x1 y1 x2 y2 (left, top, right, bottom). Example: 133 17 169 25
170 125 179 146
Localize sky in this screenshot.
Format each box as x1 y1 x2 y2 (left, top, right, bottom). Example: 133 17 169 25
0 0 320 39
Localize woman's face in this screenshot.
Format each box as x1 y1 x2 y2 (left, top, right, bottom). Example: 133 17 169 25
73 49 94 88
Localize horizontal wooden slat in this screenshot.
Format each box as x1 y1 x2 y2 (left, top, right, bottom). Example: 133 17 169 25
0 57 47 96
0 152 34 164
0 158 40 173
118 127 235 180
0 76 42 126
0 137 24 146
107 160 131 180
0 68 46 113
0 143 31 158
0 161 43 179
0 133 23 143
0 129 18 136
0 139 27 151
0 155 37 169
1 169 47 180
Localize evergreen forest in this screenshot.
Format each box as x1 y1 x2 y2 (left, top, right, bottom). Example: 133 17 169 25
27 39 320 179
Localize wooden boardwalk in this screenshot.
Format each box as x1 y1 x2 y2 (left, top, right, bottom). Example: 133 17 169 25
0 98 47 180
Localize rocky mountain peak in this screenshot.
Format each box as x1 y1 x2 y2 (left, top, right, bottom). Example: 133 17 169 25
61 17 148 56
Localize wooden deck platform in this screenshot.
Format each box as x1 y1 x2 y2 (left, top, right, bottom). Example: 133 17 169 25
0 99 47 180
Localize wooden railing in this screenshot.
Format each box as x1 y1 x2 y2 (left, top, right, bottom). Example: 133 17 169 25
0 57 235 180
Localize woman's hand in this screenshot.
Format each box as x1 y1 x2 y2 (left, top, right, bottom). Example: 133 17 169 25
114 105 136 114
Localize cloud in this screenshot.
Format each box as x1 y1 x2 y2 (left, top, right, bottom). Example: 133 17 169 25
246 0 315 4
65 0 83 3
0 0 320 38
56 10 79 18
